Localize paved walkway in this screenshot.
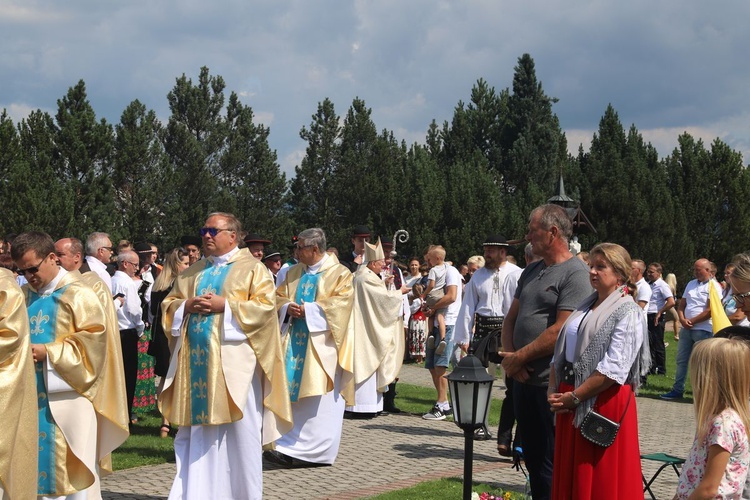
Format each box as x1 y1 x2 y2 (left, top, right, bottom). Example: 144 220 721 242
102 363 693 499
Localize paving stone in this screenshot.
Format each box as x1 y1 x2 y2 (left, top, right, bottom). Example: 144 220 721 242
102 363 694 499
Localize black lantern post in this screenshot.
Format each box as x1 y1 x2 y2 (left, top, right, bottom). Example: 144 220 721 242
446 354 495 500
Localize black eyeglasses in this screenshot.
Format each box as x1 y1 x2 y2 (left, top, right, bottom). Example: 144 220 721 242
200 227 232 238
100 246 114 252
18 258 46 276
733 291 750 306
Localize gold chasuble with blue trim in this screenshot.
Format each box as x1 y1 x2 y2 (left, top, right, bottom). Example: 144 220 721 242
20 272 114 497
285 273 320 401
159 248 292 442
276 253 356 404
0 269 37 500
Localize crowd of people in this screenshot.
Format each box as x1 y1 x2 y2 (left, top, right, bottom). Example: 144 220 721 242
3 201 750 499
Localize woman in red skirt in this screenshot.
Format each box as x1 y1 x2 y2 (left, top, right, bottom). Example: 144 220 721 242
548 243 650 499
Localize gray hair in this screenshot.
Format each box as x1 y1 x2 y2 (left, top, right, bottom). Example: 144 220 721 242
524 243 535 263
530 204 573 243
117 251 138 264
86 232 111 256
298 228 326 253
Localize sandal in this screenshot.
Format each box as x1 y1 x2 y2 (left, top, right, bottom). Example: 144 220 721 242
160 424 173 438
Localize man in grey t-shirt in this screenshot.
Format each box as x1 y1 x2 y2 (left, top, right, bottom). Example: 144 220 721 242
500 205 592 500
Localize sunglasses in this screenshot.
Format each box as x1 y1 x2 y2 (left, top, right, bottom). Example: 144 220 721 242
18 257 46 276
100 246 114 252
199 227 232 238
733 291 750 306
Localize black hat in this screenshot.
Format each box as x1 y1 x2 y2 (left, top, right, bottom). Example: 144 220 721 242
716 325 750 340
181 235 202 248
244 233 271 245
263 248 281 261
287 235 299 250
134 242 153 254
352 225 371 237
483 234 509 247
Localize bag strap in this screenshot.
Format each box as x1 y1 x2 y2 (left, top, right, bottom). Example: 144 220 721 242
616 391 632 424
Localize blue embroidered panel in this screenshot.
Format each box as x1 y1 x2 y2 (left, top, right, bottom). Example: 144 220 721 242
28 286 68 495
186 262 231 424
285 272 320 402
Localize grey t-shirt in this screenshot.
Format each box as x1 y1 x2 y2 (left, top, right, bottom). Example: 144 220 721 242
513 256 593 386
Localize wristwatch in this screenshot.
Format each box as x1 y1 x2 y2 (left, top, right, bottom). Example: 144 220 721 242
570 391 581 407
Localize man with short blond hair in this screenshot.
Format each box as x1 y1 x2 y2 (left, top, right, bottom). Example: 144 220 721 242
161 212 291 498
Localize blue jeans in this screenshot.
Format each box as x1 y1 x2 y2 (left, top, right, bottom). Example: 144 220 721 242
673 327 712 394
424 325 455 369
513 381 554 500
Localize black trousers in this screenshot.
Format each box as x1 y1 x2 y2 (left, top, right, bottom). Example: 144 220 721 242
513 381 554 500
647 313 666 373
120 328 139 416
497 374 518 447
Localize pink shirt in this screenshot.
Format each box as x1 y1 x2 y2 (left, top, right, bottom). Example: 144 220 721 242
676 408 750 499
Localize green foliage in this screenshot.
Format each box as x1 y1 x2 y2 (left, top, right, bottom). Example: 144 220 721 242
1 56 749 275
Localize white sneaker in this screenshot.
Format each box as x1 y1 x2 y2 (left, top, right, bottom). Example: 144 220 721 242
426 336 435 350
422 404 447 420
435 340 447 355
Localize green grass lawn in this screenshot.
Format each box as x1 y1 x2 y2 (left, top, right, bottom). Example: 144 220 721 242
111 411 175 470
637 331 693 401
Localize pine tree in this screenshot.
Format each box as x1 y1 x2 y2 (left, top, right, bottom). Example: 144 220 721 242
289 98 341 234
113 99 168 245
53 80 116 236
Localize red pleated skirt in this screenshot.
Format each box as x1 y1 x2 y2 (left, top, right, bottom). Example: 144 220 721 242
552 382 644 500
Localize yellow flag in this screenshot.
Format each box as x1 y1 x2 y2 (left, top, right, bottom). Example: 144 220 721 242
710 280 731 334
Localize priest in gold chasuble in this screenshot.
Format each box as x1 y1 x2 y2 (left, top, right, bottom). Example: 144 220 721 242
344 239 404 417
268 227 354 467
12 232 126 499
0 268 37 500
159 212 291 500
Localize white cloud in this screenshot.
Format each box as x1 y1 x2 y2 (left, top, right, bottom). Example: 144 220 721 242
1 0 749 177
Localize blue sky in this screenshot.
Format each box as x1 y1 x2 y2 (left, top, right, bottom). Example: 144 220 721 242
2 0 748 175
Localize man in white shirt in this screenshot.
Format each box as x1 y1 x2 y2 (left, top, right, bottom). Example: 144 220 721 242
111 250 146 419
85 231 115 291
161 213 291 498
422 245 461 421
454 234 520 440
661 258 722 400
646 262 675 375
631 259 652 314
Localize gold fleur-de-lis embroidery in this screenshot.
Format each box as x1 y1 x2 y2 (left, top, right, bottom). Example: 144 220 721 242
193 378 208 399
29 309 50 336
190 315 208 333
39 471 48 480
289 379 300 395
301 281 314 296
295 333 307 346
209 266 223 277
199 283 218 295
195 410 209 424
290 354 305 371
191 345 206 366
